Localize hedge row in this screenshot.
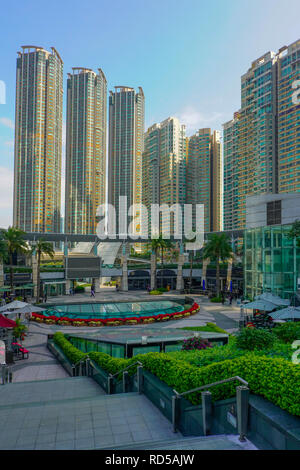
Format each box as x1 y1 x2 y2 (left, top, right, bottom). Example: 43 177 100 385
53 332 300 416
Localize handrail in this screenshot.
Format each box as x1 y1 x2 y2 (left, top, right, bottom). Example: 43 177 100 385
109 361 143 379
73 354 90 368
173 376 248 398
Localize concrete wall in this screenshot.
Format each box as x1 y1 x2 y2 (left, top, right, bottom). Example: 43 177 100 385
246 193 300 229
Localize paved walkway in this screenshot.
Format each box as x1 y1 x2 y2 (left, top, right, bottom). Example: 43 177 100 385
0 385 182 450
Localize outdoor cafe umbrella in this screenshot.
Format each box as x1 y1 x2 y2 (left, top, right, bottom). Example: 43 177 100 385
0 300 28 312
4 304 45 319
241 299 278 312
0 314 16 328
269 307 300 321
255 292 290 307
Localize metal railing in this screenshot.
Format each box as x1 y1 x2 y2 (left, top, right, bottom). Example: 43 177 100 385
172 376 249 442
108 361 143 395
1 364 13 385
173 376 248 398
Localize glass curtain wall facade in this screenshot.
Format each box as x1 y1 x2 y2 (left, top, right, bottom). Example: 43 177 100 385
13 46 63 233
244 224 300 299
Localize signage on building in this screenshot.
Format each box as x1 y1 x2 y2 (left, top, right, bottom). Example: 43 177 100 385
65 256 101 280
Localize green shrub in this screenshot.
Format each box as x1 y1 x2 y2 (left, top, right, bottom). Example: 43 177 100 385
210 296 222 303
150 290 161 295
157 287 168 293
273 322 300 344
74 285 85 293
53 333 300 416
53 332 86 364
236 327 276 350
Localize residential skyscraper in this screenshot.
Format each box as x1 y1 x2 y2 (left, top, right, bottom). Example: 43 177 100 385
186 128 222 233
142 117 186 236
65 68 107 234
277 40 300 192
13 45 63 232
108 87 145 234
223 39 300 231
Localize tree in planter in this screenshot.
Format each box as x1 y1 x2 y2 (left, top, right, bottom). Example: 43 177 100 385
202 233 233 298
13 318 28 343
32 239 55 303
1 227 28 295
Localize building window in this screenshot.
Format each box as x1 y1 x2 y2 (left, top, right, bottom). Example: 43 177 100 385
267 200 282 226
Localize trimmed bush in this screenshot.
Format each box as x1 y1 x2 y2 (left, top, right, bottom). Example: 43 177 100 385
53 332 300 416
236 327 276 350
210 296 223 303
273 322 300 344
74 285 85 293
53 332 86 364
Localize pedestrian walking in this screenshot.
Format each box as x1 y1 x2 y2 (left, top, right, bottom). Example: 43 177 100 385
91 285 95 297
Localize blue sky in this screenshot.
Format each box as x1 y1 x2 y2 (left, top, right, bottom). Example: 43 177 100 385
0 0 300 227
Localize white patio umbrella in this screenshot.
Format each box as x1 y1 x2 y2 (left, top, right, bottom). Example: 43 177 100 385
269 307 300 321
5 304 45 319
255 292 290 307
0 300 28 312
241 299 278 312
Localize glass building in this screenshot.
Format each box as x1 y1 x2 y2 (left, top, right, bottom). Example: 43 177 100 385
244 224 300 300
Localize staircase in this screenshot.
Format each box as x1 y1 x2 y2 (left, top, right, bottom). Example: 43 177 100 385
104 434 257 451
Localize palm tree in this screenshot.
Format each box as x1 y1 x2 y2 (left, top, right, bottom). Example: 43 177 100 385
1 227 28 294
160 237 174 269
147 238 161 290
33 239 55 302
202 233 233 297
0 239 7 263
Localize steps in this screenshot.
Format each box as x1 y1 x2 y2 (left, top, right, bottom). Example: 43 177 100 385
0 376 257 450
103 434 257 450
0 381 182 450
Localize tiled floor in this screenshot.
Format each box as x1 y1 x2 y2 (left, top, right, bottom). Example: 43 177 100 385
0 382 182 450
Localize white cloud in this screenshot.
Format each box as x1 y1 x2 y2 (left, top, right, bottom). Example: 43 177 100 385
0 117 14 130
175 106 224 135
0 166 13 228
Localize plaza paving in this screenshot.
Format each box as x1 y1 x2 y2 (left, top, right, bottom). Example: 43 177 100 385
0 381 183 450
0 291 252 450
9 290 239 383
